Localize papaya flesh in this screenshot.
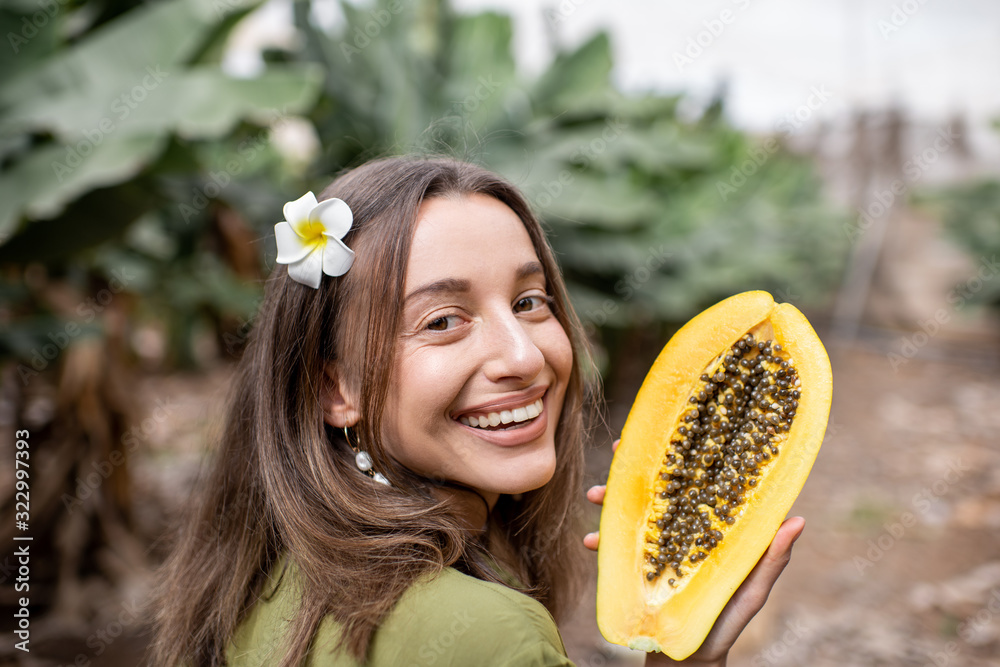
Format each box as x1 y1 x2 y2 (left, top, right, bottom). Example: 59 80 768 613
596 291 832 659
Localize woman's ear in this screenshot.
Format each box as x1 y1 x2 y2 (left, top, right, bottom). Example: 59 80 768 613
321 362 360 428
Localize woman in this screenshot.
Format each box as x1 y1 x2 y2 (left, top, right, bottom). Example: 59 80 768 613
150 156 802 666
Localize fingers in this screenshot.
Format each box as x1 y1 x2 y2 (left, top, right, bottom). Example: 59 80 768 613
584 486 605 551
586 438 618 506
681 517 804 661
612 438 620 452
767 516 805 559
717 517 805 633
587 436 617 504
586 438 617 506
587 485 606 504
582 439 620 553
756 516 804 583
741 517 803 602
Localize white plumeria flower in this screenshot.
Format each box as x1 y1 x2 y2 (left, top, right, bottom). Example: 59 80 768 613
274 192 355 288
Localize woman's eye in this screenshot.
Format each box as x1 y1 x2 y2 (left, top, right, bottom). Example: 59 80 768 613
514 295 550 314
426 315 459 331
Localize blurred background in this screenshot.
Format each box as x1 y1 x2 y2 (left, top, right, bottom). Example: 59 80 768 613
0 0 998 664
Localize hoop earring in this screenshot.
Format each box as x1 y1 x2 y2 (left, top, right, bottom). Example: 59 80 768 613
344 426 390 486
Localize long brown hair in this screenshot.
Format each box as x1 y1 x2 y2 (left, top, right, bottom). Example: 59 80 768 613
149 157 598 666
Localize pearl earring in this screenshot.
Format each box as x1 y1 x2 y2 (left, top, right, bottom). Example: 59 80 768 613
344 426 390 486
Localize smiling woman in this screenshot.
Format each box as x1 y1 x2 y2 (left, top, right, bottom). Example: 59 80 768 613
148 157 802 667
379 194 573 506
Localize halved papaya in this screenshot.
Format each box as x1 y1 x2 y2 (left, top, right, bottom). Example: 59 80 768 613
596 291 832 659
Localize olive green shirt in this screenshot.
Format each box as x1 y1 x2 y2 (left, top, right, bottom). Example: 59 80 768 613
228 557 574 666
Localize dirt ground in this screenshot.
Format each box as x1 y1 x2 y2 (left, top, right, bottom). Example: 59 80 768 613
15 334 1000 666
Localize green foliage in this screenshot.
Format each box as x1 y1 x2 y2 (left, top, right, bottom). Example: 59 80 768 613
0 0 849 374
0 0 321 367
0 0 321 252
915 179 1000 307
289 0 848 334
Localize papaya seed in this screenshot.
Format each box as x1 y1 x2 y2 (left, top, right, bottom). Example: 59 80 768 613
642 335 798 583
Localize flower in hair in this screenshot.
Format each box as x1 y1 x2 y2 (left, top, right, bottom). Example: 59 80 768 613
274 192 355 288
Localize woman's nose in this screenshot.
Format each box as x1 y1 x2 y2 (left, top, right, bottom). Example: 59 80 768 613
480 311 545 383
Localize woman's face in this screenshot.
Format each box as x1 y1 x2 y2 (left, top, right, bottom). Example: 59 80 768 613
381 193 573 506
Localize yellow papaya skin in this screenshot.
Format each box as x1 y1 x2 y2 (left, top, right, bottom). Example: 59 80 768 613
596 291 832 659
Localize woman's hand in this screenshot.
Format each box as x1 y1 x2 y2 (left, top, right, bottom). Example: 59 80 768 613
583 440 805 667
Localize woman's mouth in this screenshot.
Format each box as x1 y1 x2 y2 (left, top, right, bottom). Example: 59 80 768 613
457 398 544 431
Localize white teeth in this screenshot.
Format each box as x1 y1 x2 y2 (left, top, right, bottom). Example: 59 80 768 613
461 398 545 429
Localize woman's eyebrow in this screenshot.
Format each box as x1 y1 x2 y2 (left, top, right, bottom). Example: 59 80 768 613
404 278 470 306
517 261 545 281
